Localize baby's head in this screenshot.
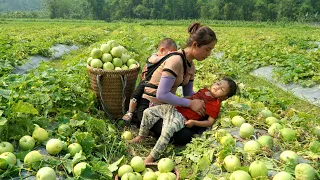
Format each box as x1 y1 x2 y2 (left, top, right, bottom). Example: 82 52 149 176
157 38 177 56
210 77 237 101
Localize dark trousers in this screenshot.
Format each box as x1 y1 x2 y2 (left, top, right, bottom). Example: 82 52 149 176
130 80 146 104
135 97 150 126
135 98 206 146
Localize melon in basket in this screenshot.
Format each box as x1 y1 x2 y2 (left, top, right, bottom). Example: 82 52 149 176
91 48 102 59
87 41 139 71
114 157 179 180
158 158 175 173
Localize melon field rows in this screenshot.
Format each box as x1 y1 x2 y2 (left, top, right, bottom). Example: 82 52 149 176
0 20 319 179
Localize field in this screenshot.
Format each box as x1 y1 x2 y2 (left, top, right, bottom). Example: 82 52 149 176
0 19 319 179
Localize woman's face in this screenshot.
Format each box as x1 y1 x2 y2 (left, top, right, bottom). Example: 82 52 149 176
192 40 217 61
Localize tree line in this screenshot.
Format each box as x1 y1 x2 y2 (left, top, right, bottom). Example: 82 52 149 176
0 0 319 22
0 0 42 12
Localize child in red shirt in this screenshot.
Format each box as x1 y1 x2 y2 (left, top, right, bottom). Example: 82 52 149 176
129 77 237 163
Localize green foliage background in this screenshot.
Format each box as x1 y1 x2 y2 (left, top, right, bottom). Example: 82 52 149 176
0 0 319 22
0 19 319 179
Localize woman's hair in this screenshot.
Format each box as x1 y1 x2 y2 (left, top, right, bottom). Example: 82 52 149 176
186 22 217 47
223 77 238 98
159 38 177 49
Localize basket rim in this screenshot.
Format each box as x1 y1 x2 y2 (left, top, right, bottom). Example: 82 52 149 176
86 63 140 73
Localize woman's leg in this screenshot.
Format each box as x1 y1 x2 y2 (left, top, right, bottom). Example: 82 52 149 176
138 107 163 137
133 104 174 142
150 119 163 138
150 122 204 145
172 127 200 145
173 126 207 145
130 107 163 143
149 105 185 160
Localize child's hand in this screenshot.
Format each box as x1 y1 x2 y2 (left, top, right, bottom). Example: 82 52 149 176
185 120 195 128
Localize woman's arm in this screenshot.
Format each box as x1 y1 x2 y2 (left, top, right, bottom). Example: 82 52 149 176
182 80 195 97
157 76 206 115
185 116 216 128
156 76 190 107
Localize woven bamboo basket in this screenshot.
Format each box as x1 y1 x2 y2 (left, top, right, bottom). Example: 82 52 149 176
114 162 180 180
87 64 140 120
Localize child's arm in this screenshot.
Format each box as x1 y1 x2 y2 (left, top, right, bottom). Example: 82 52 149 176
185 116 216 128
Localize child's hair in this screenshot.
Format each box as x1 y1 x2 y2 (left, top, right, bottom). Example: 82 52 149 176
159 38 177 49
187 22 217 47
223 77 238 98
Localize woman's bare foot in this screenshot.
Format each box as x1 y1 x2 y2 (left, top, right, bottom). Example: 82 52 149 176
128 136 145 143
144 155 154 163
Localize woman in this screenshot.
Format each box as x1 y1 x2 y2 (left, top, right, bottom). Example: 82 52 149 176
136 22 217 145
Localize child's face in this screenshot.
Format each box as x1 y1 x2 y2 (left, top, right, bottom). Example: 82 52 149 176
210 80 230 100
157 46 177 56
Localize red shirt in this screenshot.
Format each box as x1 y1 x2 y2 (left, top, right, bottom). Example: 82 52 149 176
175 88 220 120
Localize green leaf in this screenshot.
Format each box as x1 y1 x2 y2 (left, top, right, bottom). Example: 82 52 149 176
57 108 72 114
70 119 86 127
14 151 29 161
225 111 240 117
186 154 199 162
45 156 62 166
0 89 11 99
197 155 211 171
72 151 86 165
260 159 274 169
174 156 183 164
63 153 71 160
79 165 95 179
65 178 75 180
87 118 107 136
0 165 20 178
92 161 113 178
208 149 215 162
74 132 95 154
0 158 8 169
0 110 3 116
15 159 23 168
12 100 38 115
108 156 125 172
63 159 73 174
297 111 312 119
237 166 249 172
0 117 7 126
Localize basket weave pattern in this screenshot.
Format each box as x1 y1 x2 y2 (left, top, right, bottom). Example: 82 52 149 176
87 65 139 119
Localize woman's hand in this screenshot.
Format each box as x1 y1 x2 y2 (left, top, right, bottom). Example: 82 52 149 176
185 120 195 128
189 99 206 116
